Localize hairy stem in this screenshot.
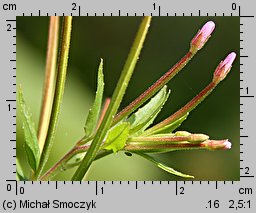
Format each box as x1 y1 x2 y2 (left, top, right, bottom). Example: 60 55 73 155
35 16 73 179
113 51 195 125
112 21 216 125
40 144 88 180
40 145 111 180
38 16 60 152
72 16 152 181
125 142 205 153
145 81 217 135
128 133 208 144
125 139 230 153
97 97 111 129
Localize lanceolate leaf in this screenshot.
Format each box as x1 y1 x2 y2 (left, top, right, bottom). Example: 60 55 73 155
136 152 194 178
16 158 27 181
127 86 170 136
149 112 189 135
84 59 104 137
103 122 130 153
18 86 40 172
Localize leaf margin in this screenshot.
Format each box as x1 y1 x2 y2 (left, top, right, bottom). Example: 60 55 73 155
103 122 130 153
128 85 170 135
18 86 40 172
84 58 104 137
135 152 194 178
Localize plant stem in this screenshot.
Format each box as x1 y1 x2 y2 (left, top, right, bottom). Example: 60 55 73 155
71 16 152 181
125 139 230 153
35 16 73 180
145 81 217 135
128 134 208 143
125 141 206 153
145 52 236 135
40 144 88 180
112 21 217 125
113 51 195 126
38 16 60 152
40 145 111 180
76 97 111 146
97 97 111 129
40 146 83 180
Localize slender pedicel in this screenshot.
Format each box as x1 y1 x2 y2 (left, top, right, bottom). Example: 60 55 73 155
145 52 236 135
113 21 216 125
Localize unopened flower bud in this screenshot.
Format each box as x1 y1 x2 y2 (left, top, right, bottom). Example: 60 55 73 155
201 139 232 150
190 21 215 53
213 52 236 83
188 134 209 143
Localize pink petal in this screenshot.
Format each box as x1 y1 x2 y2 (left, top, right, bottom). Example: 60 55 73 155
200 21 215 40
223 52 236 70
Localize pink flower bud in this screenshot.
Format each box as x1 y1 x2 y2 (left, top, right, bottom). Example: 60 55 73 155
201 139 232 150
213 52 236 83
190 21 215 53
223 140 232 149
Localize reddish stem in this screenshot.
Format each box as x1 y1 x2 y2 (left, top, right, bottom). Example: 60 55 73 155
40 144 89 180
38 16 60 152
112 51 194 125
97 97 111 129
125 139 229 152
145 81 217 134
125 142 202 152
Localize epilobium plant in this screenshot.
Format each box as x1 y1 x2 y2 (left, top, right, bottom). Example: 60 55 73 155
17 17 236 181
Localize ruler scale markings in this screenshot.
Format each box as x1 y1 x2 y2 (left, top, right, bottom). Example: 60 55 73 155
1 1 255 212
96 181 98 195
175 181 178 195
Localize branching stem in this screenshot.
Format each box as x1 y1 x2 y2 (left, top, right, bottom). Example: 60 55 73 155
71 16 152 181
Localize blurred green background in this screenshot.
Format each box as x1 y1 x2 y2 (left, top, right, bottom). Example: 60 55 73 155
17 17 239 180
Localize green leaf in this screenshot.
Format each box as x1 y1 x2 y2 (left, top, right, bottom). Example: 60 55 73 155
103 122 130 153
16 158 27 181
84 59 104 137
136 153 194 178
18 86 40 172
152 112 189 134
127 86 170 135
